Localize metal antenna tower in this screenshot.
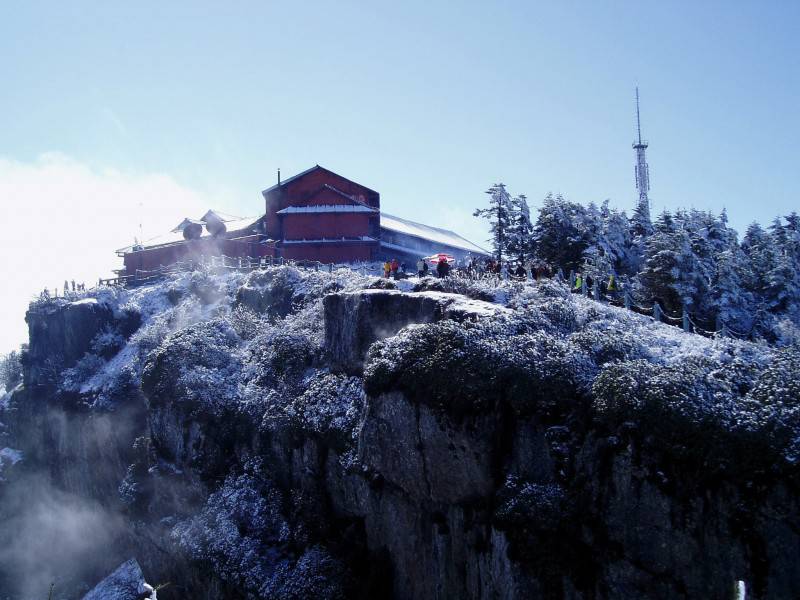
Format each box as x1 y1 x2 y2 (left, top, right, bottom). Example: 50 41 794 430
632 87 651 220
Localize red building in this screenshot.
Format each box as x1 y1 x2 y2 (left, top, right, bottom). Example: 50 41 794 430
117 211 275 278
262 165 380 262
117 165 487 278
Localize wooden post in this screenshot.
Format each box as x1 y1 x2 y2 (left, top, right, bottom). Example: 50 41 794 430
653 302 662 323
569 270 575 288
593 281 600 301
683 306 691 333
624 291 632 311
581 276 588 296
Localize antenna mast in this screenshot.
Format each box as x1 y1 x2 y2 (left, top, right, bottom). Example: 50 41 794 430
632 86 651 221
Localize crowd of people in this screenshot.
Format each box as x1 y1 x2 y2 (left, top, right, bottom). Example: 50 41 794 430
38 279 87 300
381 255 565 282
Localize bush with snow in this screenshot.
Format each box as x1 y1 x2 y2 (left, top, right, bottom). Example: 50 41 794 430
142 318 242 415
172 461 349 599
592 349 800 477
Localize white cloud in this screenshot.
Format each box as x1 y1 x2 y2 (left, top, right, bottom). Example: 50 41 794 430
0 153 211 353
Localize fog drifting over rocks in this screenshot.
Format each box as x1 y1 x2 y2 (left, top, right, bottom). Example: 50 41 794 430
0 153 214 353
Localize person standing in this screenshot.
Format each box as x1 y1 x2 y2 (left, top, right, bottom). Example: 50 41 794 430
416 258 425 277
436 257 449 278
383 260 392 278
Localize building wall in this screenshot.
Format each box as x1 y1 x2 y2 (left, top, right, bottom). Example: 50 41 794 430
280 242 376 263
282 213 372 240
123 235 275 275
263 167 380 240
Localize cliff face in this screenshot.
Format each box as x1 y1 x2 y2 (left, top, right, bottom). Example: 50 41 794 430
2 267 799 600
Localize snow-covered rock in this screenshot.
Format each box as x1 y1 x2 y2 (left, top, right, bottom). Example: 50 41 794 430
82 559 155 600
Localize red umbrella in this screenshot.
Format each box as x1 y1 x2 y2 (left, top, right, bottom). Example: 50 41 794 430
424 253 455 265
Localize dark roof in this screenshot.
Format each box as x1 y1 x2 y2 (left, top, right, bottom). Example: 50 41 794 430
261 165 379 197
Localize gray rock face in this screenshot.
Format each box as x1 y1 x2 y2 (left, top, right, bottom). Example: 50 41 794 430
24 298 114 386
7 281 800 600
83 559 155 600
323 289 504 374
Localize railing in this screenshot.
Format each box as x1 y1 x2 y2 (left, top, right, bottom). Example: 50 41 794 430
98 255 340 288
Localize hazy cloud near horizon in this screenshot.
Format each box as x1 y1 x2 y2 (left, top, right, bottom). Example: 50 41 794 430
0 153 218 354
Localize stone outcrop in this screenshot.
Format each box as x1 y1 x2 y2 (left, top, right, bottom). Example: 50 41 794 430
324 289 506 374
4 279 799 600
23 298 114 386
83 559 156 600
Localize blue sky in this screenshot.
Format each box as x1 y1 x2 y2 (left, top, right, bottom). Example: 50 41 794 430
1 0 799 351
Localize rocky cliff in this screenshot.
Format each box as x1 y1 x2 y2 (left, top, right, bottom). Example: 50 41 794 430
1 266 798 599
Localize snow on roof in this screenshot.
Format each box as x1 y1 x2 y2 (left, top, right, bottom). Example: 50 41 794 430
380 213 489 256
277 204 377 215
117 214 261 254
201 209 243 223
282 236 377 244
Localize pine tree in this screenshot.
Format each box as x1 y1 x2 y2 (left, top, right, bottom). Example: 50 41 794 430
506 194 534 264
628 197 654 273
710 248 753 332
636 211 700 315
532 193 589 272
474 183 513 263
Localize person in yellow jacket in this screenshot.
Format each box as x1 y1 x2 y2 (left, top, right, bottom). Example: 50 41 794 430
572 273 583 293
383 261 392 278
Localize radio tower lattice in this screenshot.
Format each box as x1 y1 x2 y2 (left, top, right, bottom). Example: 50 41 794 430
632 87 651 228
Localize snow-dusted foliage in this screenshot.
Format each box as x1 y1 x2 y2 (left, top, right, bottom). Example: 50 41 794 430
143 318 242 415
20 258 800 596
172 462 348 599
495 475 566 533
279 373 364 449
471 182 800 342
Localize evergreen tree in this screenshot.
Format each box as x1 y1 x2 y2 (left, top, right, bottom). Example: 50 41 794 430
532 193 589 272
474 183 513 263
710 248 753 332
628 197 654 273
741 222 779 310
636 211 700 315
506 194 534 264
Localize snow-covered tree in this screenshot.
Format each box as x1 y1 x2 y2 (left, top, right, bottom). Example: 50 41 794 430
506 194 534 264
0 350 22 392
474 183 514 263
531 193 589 272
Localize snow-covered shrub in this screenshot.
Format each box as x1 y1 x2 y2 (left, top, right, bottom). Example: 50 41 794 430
412 276 498 303
492 475 579 587
230 305 267 340
172 461 350 599
0 351 22 392
366 277 397 290
365 317 588 417
61 353 106 391
494 475 566 533
741 349 800 464
142 318 242 415
172 465 291 594
568 320 647 366
592 353 799 476
284 373 365 450
90 326 127 359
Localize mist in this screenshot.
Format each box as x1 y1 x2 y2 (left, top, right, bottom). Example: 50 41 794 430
0 153 215 354
0 472 128 599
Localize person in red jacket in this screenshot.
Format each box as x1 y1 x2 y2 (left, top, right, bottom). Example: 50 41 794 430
390 258 399 279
